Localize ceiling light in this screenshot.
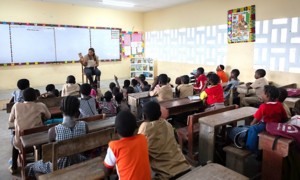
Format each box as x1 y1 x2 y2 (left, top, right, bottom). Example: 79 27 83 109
102 0 135 7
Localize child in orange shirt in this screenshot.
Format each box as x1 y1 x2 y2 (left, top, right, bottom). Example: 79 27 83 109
104 111 151 180
200 73 225 111
216 64 228 83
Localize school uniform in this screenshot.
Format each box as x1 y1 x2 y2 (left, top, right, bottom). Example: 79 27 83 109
194 74 207 91
241 77 269 106
149 84 173 102
217 70 229 83
9 102 51 150
104 134 151 180
11 89 24 103
61 83 80 97
200 84 225 111
177 84 193 98
138 119 191 179
79 97 98 118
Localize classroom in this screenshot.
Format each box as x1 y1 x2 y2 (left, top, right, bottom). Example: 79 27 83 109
1 0 300 179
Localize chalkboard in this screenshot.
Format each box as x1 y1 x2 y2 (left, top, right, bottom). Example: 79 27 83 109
10 25 56 63
91 29 121 60
0 24 12 63
0 22 122 65
55 27 90 61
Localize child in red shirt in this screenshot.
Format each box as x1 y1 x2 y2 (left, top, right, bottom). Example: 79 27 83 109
246 85 288 153
194 67 207 93
200 73 225 111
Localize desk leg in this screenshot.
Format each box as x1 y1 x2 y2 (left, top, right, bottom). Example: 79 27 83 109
262 150 283 180
199 123 215 165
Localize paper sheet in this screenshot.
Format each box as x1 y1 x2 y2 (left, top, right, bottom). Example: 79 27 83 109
124 46 131 56
131 47 137 55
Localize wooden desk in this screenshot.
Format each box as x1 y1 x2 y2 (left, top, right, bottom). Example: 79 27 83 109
20 117 116 149
198 107 257 165
159 98 203 116
258 132 294 180
48 106 62 118
177 163 248 180
127 92 149 116
284 97 300 109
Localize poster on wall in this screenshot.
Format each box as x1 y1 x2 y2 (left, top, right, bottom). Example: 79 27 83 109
228 5 255 43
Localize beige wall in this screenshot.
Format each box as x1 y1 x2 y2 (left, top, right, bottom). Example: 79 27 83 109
144 0 300 87
0 0 143 90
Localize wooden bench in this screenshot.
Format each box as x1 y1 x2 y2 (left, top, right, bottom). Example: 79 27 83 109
6 97 63 114
177 105 236 165
223 146 252 175
38 128 117 179
279 83 297 89
258 132 294 180
19 124 57 179
198 107 257 165
177 163 248 180
36 97 63 108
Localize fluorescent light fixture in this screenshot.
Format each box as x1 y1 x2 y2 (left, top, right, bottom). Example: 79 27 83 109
102 0 135 7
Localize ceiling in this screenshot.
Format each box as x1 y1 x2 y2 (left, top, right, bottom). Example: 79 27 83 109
33 0 200 12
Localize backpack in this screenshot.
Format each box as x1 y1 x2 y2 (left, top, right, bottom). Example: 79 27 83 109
286 88 300 97
266 122 300 149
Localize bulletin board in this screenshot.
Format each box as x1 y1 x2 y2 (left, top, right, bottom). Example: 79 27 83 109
121 31 144 58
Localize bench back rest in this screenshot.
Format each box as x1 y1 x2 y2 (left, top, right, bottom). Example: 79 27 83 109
78 114 106 122
6 102 14 113
187 105 237 157
20 124 57 136
279 83 297 89
42 128 117 170
36 97 63 108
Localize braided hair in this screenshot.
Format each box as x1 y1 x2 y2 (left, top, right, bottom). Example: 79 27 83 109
60 96 80 117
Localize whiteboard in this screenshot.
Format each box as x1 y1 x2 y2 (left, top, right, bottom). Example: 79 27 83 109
55 27 90 61
90 29 120 60
10 25 56 63
0 24 12 63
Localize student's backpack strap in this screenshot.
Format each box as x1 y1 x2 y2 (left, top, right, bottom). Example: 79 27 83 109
272 136 281 150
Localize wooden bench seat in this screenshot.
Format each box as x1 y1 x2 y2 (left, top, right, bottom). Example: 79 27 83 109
177 105 237 165
223 145 252 175
37 128 117 179
38 156 104 180
177 163 249 180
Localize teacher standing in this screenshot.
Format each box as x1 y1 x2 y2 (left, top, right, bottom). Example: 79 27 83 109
79 48 101 84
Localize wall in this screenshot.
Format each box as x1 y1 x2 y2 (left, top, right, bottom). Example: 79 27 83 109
0 0 143 90
144 0 300 87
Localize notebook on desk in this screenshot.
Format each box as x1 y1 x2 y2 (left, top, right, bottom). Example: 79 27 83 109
188 96 200 101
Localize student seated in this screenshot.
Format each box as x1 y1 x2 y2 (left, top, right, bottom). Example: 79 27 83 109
40 84 58 98
115 92 130 113
100 91 117 116
138 101 191 179
79 83 99 118
26 96 88 177
193 67 207 92
104 111 151 180
240 69 269 107
200 73 225 111
246 85 288 153
9 88 51 174
149 74 173 102
61 75 80 97
216 64 229 83
109 82 116 92
10 78 30 103
223 69 240 100
278 88 292 119
176 75 193 98
131 79 142 93
287 100 300 126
